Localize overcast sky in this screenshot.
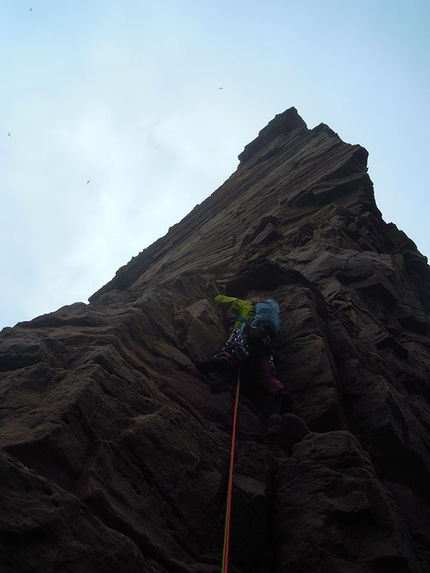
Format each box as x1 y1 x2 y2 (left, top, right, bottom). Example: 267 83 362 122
1 0 429 329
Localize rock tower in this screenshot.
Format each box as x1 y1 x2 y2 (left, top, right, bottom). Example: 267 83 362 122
1 108 430 573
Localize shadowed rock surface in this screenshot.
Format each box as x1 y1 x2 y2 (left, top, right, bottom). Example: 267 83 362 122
2 107 430 573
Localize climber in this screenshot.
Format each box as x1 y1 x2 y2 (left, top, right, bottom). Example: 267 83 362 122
215 294 281 336
196 295 292 414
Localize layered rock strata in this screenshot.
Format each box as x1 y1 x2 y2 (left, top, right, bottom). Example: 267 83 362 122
1 108 430 573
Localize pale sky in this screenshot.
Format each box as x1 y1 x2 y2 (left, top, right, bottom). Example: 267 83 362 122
1 0 429 329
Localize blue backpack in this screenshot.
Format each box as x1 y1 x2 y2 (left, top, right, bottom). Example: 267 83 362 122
251 299 280 338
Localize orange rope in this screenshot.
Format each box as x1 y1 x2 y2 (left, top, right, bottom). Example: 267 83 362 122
221 368 241 573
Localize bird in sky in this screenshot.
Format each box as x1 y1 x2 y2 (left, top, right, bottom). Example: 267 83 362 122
87 180 91 184
218 87 223 90
30 8 32 11
8 132 11 137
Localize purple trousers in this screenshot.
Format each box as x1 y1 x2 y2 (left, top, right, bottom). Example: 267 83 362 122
255 359 284 396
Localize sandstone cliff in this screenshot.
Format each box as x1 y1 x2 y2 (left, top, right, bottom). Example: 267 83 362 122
1 107 430 573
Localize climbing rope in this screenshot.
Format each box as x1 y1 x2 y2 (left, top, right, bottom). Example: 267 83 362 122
221 368 241 573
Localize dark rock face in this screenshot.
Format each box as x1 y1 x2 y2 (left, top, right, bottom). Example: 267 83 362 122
1 107 430 573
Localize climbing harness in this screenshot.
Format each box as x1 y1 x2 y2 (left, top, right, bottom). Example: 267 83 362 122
221 368 241 573
224 323 250 361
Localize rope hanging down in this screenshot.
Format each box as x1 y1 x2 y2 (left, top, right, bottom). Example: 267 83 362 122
221 368 241 573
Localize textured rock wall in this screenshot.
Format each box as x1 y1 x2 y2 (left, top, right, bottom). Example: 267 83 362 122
1 108 430 572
